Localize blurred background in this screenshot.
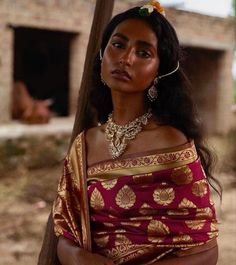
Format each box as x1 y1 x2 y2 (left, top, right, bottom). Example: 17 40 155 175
0 0 235 264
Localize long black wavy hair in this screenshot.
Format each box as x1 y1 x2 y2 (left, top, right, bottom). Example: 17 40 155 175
87 7 221 196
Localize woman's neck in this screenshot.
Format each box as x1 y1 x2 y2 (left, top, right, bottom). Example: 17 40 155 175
111 91 148 125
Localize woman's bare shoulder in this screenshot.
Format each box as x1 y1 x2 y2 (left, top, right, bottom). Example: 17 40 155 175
85 125 110 166
154 125 188 149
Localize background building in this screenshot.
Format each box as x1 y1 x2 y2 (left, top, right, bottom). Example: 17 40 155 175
0 0 234 134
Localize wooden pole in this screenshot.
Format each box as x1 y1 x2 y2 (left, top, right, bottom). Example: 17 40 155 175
37 1 114 264
71 0 115 142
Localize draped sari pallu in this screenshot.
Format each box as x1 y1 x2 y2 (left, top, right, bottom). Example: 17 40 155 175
53 132 218 265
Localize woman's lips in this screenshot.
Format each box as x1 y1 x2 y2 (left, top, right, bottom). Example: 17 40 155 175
111 69 131 81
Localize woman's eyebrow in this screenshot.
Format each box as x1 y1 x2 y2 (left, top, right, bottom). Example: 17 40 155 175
112 32 156 49
112 32 129 41
137 40 155 49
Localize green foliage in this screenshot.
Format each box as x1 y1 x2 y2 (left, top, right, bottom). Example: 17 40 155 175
0 135 70 177
0 140 26 157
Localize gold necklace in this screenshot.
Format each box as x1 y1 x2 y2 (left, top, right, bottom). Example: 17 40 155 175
105 109 152 159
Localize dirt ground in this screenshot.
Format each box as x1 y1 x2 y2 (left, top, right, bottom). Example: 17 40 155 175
0 143 236 265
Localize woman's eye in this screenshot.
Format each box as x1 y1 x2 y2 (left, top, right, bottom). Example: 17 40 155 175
137 50 151 58
112 42 123 48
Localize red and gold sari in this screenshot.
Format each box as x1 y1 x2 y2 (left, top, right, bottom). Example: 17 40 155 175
53 132 218 264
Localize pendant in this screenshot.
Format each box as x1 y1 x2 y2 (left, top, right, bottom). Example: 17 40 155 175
105 109 152 159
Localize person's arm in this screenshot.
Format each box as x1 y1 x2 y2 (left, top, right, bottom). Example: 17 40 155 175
57 236 115 265
153 245 218 265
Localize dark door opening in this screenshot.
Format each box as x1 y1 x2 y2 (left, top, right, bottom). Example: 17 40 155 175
14 27 75 116
182 47 223 133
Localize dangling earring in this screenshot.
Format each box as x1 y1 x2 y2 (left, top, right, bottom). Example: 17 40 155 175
101 74 107 86
99 49 106 86
147 77 158 102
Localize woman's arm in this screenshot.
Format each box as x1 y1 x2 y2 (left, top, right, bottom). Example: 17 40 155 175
153 245 218 265
57 236 114 265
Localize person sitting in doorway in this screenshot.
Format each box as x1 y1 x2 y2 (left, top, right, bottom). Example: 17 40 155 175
12 80 53 124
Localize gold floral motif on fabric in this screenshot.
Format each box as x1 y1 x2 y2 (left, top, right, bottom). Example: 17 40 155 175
103 222 115 227
64 155 73 174
178 198 197 209
192 179 208 197
167 209 189 216
115 234 132 246
173 234 193 243
148 236 165 243
57 183 67 199
104 244 154 265
58 175 67 196
171 165 193 185
54 223 64 237
120 221 141 227
139 203 154 215
101 179 117 190
196 207 213 218
117 248 150 265
208 222 219 239
130 216 153 221
185 220 206 230
148 220 170 243
90 188 105 210
115 185 136 209
94 235 109 247
96 231 110 235
210 197 215 206
108 213 116 219
153 187 175 206
115 229 127 234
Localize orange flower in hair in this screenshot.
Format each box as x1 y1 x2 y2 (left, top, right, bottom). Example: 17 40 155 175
139 0 166 17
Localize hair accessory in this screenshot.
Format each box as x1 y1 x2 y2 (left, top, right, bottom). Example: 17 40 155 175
105 109 152 159
100 50 106 85
147 62 179 102
147 77 158 102
139 0 165 17
159 61 179 79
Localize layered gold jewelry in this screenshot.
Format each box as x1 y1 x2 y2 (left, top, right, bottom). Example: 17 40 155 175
105 109 152 159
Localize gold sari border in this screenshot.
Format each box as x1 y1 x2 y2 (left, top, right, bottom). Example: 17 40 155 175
72 132 92 251
143 239 217 265
174 238 217 257
87 141 198 180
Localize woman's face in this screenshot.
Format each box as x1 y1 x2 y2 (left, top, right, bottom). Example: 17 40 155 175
101 18 160 94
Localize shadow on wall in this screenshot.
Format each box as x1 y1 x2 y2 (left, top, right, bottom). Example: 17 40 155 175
183 47 224 134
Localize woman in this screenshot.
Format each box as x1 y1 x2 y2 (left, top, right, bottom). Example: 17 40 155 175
52 2 221 265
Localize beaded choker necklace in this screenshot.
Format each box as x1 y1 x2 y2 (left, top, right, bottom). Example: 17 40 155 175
105 109 152 159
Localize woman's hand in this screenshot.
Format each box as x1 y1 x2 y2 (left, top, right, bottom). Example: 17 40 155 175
57 236 114 265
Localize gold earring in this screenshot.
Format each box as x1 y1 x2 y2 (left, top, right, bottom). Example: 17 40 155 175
99 49 102 61
147 77 158 102
100 73 107 86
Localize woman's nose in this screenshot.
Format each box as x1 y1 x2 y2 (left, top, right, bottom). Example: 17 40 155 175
119 49 134 66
